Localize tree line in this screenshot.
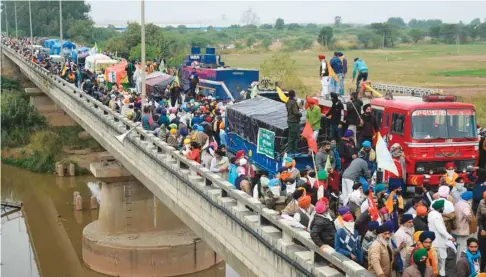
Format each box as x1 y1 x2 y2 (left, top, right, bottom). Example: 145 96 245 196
2 1 485 61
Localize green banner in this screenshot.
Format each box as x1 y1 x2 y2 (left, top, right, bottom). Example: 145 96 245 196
257 128 275 158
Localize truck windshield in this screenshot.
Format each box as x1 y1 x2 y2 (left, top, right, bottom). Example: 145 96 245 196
411 109 476 139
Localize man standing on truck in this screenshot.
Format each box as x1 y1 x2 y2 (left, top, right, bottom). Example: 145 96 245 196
359 104 378 146
329 52 344 95
326 92 344 142
352 58 368 92
345 92 363 144
286 90 302 155
318 55 330 99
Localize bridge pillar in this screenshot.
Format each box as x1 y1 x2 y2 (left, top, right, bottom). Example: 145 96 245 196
25 87 77 126
83 157 221 277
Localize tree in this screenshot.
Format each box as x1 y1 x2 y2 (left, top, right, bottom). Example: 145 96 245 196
275 18 285 31
479 22 486 40
246 36 256 48
177 25 187 33
370 22 398 47
387 17 407 28
260 53 309 95
429 25 441 38
262 38 272 50
334 16 342 26
409 28 426 43
306 23 318 29
1 0 91 37
129 43 160 61
67 20 95 44
440 24 459 44
260 24 273 29
286 23 301 30
318 26 334 47
240 8 260 25
207 25 215 31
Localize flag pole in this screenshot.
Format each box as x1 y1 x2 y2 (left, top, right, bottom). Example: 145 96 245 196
311 151 318 174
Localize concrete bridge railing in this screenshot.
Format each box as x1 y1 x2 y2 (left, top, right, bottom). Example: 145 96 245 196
2 45 372 277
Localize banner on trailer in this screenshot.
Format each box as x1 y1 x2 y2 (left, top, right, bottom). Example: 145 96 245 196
257 128 275 158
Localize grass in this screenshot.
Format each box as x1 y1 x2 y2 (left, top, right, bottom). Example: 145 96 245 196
435 69 486 77
458 94 486 127
224 44 486 94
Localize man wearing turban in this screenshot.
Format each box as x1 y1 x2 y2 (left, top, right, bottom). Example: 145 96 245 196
403 248 434 277
369 222 397 277
393 214 415 267
318 54 330 98
428 199 455 277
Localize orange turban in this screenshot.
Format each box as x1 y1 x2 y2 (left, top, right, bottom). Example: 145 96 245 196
219 121 225 129
298 195 311 209
416 205 428 217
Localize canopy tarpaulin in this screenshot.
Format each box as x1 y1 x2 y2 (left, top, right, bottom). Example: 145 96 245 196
105 60 128 86
43 39 59 48
62 41 76 49
145 72 175 96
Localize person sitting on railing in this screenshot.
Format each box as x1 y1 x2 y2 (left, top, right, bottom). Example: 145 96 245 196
334 206 351 230
167 128 179 148
185 141 201 164
254 175 278 210
310 198 335 254
294 193 315 229
281 188 305 217
209 148 229 180
334 212 363 264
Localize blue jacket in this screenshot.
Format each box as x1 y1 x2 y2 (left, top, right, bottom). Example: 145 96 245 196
330 56 343 74
332 146 342 171
352 59 368 79
334 228 363 264
228 164 238 186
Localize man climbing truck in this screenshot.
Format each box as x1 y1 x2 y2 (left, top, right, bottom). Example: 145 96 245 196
316 84 479 187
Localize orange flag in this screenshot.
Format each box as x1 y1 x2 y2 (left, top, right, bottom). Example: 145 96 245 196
301 120 318 153
367 190 379 221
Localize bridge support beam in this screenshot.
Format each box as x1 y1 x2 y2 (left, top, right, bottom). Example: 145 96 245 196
25 87 77 126
83 159 221 277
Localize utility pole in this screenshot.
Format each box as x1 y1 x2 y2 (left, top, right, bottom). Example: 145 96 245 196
141 0 146 107
59 0 63 43
4 0 8 37
382 32 385 49
14 0 18 37
29 0 33 46
456 33 460 56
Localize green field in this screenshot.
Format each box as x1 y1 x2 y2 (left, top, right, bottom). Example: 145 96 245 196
224 44 486 95
436 69 486 77
224 44 486 126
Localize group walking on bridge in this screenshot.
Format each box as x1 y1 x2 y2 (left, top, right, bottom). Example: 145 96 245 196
5 35 486 277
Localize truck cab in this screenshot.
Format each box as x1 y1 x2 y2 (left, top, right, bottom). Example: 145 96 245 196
370 95 478 186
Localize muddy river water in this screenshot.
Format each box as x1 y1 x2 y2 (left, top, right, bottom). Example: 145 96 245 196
1 164 238 277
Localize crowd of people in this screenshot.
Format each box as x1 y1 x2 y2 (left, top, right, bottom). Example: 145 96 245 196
5 36 486 277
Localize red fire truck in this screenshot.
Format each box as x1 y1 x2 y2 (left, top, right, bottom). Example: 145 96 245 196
319 84 479 186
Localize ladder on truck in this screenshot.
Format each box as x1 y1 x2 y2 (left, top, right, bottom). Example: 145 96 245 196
366 83 443 98
317 83 443 108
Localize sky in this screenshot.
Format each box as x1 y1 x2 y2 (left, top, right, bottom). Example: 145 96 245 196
86 0 486 26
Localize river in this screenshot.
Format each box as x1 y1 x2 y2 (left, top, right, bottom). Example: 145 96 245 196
1 164 239 277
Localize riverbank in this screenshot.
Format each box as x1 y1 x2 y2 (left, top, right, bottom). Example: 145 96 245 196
1 78 107 174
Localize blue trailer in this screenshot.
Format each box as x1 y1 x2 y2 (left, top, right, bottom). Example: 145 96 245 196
225 96 314 176
179 47 259 101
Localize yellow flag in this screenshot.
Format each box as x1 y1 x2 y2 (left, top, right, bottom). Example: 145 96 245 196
61 65 67 76
171 73 180 89
276 87 288 103
327 61 340 83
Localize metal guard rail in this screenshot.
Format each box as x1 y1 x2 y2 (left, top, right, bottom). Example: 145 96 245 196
2 46 372 277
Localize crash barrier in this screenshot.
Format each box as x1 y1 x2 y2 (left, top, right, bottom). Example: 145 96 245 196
2 45 373 277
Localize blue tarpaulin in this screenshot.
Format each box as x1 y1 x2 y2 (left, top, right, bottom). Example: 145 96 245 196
62 41 76 50
43 39 59 49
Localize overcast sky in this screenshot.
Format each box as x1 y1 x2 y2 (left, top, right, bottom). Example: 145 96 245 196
86 1 486 26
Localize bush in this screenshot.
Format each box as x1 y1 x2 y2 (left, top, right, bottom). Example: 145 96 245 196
1 77 20 90
1 89 48 147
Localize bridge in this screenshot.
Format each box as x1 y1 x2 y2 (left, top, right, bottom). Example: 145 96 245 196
2 45 371 277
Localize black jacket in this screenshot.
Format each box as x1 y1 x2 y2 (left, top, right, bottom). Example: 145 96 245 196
310 214 336 247
413 216 429 232
346 99 363 126
355 210 371 238
326 98 344 125
286 98 302 123
360 112 378 137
